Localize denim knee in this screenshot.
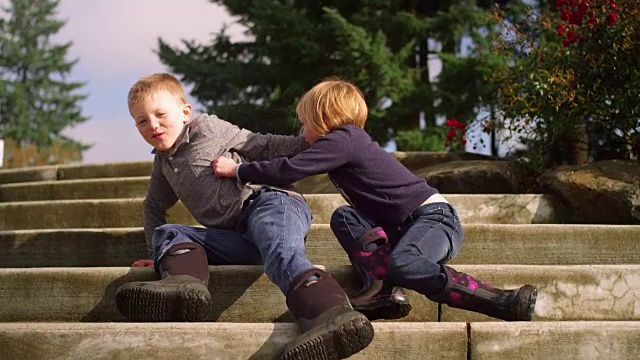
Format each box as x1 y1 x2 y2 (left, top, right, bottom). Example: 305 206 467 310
387 250 410 285
329 206 352 232
151 224 192 259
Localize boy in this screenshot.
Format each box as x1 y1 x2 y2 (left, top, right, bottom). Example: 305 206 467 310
116 73 373 359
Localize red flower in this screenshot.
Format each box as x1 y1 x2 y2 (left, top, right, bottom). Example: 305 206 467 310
606 12 617 26
611 3 618 10
566 30 580 42
577 2 589 16
560 8 571 21
557 24 567 36
562 39 571 47
556 0 565 7
569 12 583 25
446 129 457 140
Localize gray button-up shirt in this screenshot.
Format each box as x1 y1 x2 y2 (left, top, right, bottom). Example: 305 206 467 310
143 113 308 254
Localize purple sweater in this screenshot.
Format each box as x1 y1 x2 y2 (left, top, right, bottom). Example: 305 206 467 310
238 125 438 227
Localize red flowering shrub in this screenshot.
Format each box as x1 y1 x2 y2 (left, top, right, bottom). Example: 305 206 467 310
479 0 640 169
444 118 467 152
556 0 621 47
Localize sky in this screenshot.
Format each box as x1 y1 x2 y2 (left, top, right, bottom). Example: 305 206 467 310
1 0 498 165
51 0 243 163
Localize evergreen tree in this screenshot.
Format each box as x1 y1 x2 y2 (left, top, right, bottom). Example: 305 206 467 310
157 0 523 147
0 0 89 165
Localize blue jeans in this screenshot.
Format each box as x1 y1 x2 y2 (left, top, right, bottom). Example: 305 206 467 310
151 188 314 294
330 202 463 296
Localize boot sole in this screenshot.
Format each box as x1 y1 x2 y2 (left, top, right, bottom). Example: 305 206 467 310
115 285 211 322
277 309 374 360
356 302 412 321
519 285 539 321
352 292 412 321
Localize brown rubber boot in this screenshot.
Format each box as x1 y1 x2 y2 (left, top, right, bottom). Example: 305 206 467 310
276 268 374 360
345 227 411 320
427 265 538 321
115 242 212 322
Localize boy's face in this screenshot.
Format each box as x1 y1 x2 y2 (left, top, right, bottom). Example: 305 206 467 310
130 90 192 151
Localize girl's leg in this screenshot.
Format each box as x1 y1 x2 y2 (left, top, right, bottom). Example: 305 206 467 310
330 205 411 320
389 203 537 321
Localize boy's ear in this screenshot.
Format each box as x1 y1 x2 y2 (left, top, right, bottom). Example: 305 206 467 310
182 103 193 123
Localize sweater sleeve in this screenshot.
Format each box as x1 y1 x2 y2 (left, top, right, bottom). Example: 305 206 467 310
143 158 179 256
237 129 352 185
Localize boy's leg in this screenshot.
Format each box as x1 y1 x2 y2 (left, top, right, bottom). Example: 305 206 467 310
388 203 537 321
240 189 373 360
330 205 411 320
116 224 262 322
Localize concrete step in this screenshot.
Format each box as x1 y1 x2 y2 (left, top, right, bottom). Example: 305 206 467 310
1 224 638 268
0 161 153 185
0 194 565 230
1 321 638 360
0 175 341 201
0 177 150 202
469 321 640 360
0 175 340 201
0 152 482 185
0 322 467 360
0 265 637 322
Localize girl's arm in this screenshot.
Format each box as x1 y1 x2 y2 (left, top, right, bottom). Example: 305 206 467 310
214 129 352 185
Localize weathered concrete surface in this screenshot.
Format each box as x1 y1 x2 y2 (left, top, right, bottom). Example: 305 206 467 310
441 265 640 322
0 194 565 230
0 165 58 185
0 161 153 185
0 177 150 202
0 265 638 322
1 224 639 268
0 153 488 185
0 265 437 323
56 161 153 181
470 321 640 360
0 322 468 360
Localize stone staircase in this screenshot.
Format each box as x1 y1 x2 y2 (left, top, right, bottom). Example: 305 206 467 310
0 155 639 359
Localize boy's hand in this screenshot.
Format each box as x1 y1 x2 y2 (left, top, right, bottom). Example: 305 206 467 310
131 259 154 267
212 156 239 178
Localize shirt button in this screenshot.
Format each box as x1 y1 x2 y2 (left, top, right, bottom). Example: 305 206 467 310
169 156 173 160
174 168 178 173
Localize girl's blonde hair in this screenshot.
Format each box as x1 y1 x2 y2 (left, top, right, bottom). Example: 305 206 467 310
296 78 368 137
127 73 187 113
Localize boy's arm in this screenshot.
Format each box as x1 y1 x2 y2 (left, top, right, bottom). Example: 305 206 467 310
143 161 179 256
236 130 352 185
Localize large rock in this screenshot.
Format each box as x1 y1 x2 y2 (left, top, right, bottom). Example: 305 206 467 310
415 160 520 194
539 160 640 224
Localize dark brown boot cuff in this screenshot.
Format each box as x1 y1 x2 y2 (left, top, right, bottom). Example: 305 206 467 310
286 268 349 322
159 242 210 283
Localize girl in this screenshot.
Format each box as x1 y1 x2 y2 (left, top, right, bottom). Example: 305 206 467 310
213 78 538 322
